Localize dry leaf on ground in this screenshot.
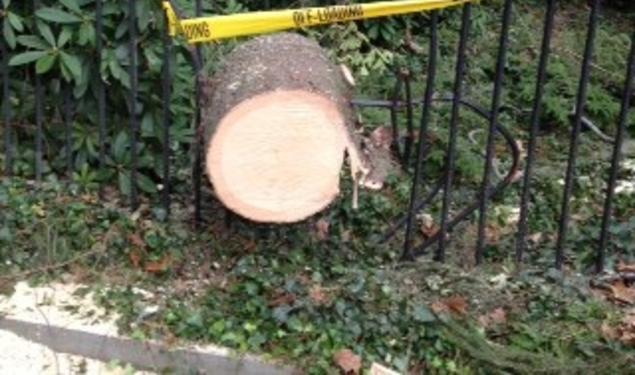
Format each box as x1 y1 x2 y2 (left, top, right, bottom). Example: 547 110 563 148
144 255 172 274
419 214 439 239
315 218 330 241
609 280 635 305
334 349 362 374
128 233 145 248
309 286 331 306
129 249 142 268
431 296 469 316
601 309 635 346
617 262 635 273
268 291 296 307
478 308 507 328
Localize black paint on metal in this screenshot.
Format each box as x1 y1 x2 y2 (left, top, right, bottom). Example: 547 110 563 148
34 0 44 182
128 0 139 210
389 72 403 161
1 2 12 176
413 103 521 257
193 0 204 227
96 0 107 169
162 19 173 217
403 11 438 260
476 0 513 265
379 97 521 250
437 4 472 262
515 0 556 264
555 0 600 270
63 84 73 177
597 32 635 273
403 71 415 166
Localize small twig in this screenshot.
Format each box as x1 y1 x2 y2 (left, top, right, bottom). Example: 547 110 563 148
555 47 625 83
0 226 118 283
34 293 60 375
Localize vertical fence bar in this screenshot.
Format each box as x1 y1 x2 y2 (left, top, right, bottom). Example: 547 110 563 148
403 11 438 260
389 72 402 161
193 0 203 227
34 0 43 182
34 76 44 182
403 71 415 166
95 0 106 169
63 85 73 177
1 1 12 176
128 0 139 209
515 0 556 264
437 4 472 262
596 33 635 273
475 0 513 264
555 0 600 270
162 14 173 217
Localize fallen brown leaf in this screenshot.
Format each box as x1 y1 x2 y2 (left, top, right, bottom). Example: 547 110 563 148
617 261 635 273
485 225 502 243
432 296 469 316
420 223 439 239
601 322 619 341
145 255 172 274
128 233 145 248
268 291 296 307
478 308 507 328
431 301 448 314
601 309 635 346
419 214 438 239
129 249 142 268
610 280 635 304
334 349 362 374
309 286 331 306
369 126 393 150
315 218 330 241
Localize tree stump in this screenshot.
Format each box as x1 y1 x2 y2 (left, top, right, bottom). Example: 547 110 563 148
201 33 367 223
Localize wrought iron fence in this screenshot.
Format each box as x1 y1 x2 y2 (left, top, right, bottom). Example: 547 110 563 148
0 0 633 273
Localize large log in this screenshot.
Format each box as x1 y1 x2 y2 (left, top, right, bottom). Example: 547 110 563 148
201 33 368 223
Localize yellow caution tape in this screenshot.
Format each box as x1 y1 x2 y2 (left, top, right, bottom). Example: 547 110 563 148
163 0 473 44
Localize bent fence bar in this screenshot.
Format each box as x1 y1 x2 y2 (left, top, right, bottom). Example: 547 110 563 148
0 1 633 273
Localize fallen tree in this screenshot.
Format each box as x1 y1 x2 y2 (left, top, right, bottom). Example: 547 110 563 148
200 33 369 223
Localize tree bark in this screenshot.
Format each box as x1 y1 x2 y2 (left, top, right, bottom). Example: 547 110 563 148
200 33 367 223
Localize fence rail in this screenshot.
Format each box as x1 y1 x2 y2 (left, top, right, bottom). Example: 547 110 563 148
1 0 633 273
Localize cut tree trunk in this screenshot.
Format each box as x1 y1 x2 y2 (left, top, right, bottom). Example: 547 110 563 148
201 33 368 223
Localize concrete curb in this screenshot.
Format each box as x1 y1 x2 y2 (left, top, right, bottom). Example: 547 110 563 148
0 317 296 375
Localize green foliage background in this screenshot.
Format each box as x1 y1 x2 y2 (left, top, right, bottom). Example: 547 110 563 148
1 0 632 194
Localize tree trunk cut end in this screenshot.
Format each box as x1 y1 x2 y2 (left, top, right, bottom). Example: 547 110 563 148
206 89 348 223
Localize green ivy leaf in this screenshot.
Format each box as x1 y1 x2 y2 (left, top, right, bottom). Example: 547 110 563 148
35 53 57 74
7 12 24 32
3 19 16 49
58 27 72 48
9 51 48 66
412 304 436 323
36 21 56 47
118 171 132 197
60 52 82 82
35 7 82 24
17 35 49 50
113 131 129 163
137 173 157 194
60 0 81 14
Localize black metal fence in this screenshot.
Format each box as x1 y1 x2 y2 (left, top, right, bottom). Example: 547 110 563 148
1 0 633 273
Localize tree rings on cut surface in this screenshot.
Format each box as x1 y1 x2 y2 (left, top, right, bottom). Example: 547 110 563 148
201 33 361 223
